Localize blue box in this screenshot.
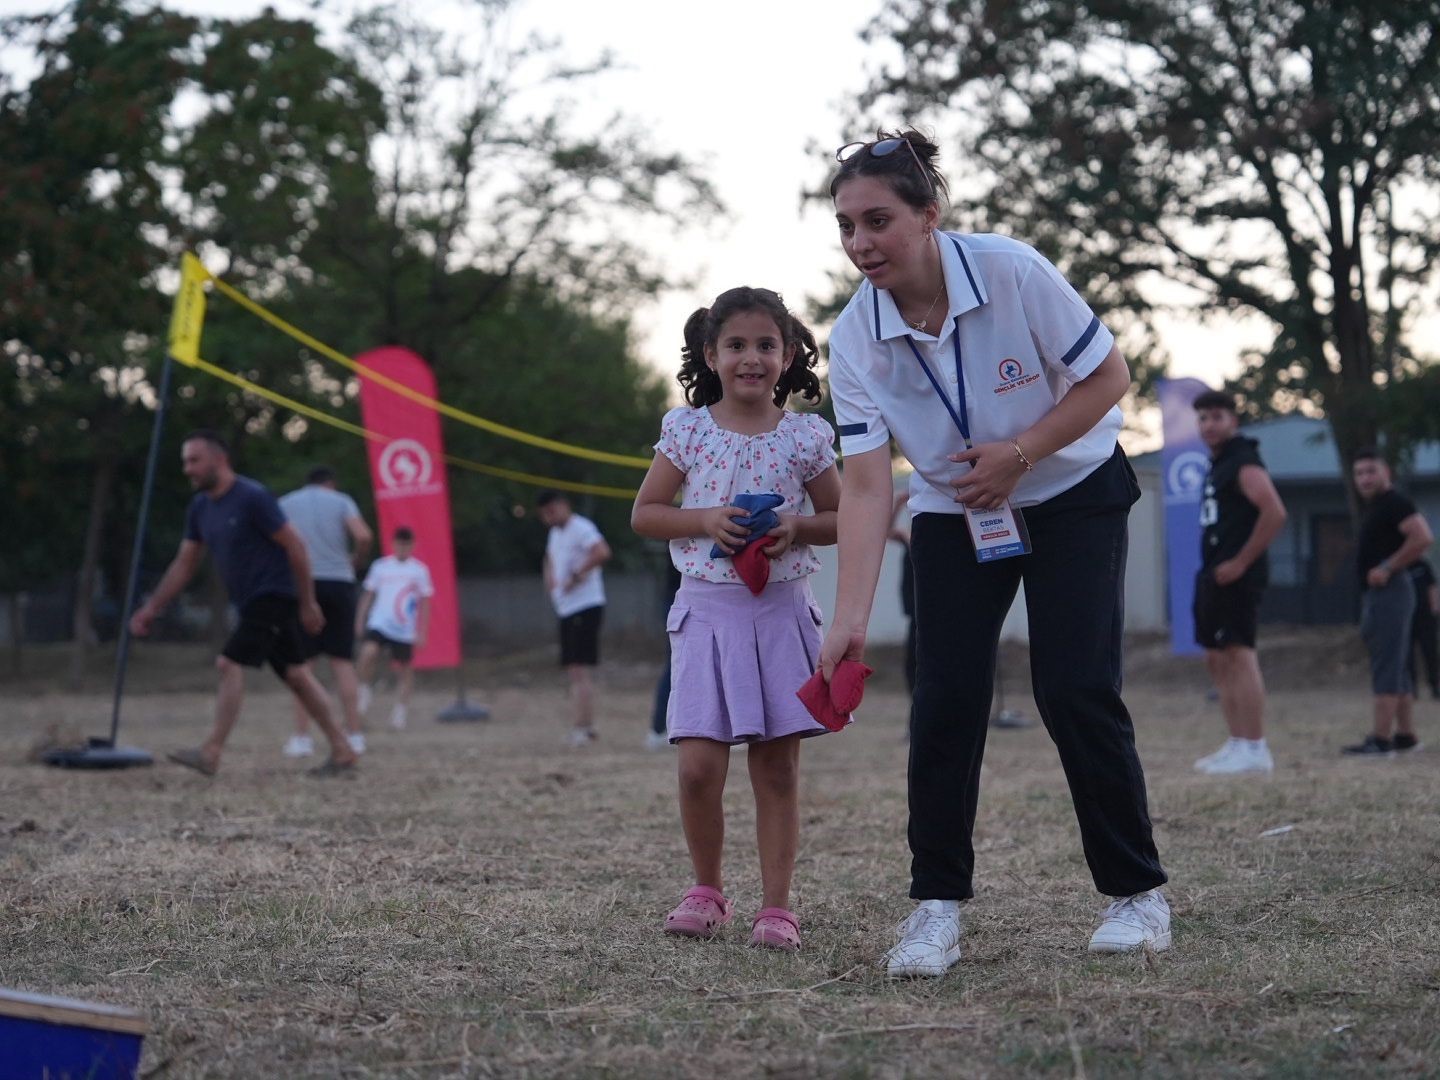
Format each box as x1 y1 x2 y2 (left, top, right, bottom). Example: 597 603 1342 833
0 987 148 1079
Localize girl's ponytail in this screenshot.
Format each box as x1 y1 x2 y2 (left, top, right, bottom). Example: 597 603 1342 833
678 306 723 407
775 313 822 406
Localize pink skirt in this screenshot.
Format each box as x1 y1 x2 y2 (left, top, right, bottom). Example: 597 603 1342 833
666 575 835 744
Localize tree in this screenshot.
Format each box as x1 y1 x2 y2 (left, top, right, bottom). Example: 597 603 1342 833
311 0 720 359
0 0 195 679
851 0 1440 474
0 2 389 670
2 0 704 673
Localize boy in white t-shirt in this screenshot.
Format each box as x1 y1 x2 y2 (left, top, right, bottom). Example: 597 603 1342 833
537 492 612 746
355 526 434 730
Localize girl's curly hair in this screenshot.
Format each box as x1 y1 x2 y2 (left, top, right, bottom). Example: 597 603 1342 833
676 286 823 408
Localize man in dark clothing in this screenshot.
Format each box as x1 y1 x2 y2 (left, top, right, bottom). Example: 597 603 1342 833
1406 559 1440 701
129 431 359 777
1344 448 1434 756
1190 392 1288 775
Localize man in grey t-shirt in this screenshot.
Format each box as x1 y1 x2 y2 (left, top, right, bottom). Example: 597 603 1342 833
279 466 374 757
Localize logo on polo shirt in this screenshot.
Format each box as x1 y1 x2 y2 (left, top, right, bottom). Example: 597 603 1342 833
994 358 1041 395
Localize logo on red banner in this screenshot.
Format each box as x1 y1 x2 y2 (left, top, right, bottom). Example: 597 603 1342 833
377 439 443 500
356 347 461 670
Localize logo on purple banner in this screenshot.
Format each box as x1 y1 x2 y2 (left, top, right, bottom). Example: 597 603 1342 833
1158 377 1214 656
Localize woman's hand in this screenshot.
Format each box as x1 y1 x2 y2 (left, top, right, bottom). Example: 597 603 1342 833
819 623 867 681
948 440 1028 510
702 504 750 553
761 514 798 558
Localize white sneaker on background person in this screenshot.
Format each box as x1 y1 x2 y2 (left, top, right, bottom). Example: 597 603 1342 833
1089 889 1171 953
645 731 670 751
565 727 597 747
389 704 407 730
884 899 963 978
347 732 367 755
282 734 314 759
1193 738 1238 772
357 684 373 716
1200 739 1273 775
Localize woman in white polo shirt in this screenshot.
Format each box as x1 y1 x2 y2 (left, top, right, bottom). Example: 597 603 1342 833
820 131 1169 977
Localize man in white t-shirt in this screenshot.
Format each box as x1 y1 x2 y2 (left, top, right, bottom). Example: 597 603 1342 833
355 526 434 730
537 492 612 746
279 466 373 757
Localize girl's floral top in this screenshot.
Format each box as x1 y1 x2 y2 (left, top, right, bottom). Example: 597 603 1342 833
655 405 837 584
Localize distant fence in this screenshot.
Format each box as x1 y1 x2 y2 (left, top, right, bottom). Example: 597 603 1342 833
0 497 1185 652
0 571 677 653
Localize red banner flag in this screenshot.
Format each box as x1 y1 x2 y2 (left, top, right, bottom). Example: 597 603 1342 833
355 347 460 670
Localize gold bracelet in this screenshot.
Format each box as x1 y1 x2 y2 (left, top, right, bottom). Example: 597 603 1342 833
1011 439 1035 472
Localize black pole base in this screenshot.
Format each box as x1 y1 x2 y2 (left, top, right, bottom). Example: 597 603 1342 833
42 738 154 769
436 699 491 723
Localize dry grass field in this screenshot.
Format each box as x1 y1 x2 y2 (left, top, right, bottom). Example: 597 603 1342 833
1 631 1438 1078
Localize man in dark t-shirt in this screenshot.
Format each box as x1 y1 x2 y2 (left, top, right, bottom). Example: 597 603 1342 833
1343 448 1434 756
129 430 359 777
1190 392 1288 775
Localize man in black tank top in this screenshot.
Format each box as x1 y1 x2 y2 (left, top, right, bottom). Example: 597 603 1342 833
1191 392 1288 776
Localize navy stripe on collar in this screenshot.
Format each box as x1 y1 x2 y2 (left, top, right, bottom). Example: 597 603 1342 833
950 235 983 303
870 233 987 342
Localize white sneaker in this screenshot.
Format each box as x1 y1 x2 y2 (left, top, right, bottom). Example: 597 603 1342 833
1200 740 1273 775
566 727 597 747
645 731 670 751
389 705 407 730
357 685 373 716
347 732 367 755
1193 737 1238 772
1088 889 1171 953
884 900 963 978
282 735 314 758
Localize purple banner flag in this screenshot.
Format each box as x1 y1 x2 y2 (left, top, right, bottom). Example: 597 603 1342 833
1157 378 1214 656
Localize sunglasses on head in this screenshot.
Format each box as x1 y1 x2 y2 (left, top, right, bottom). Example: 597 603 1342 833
835 137 935 197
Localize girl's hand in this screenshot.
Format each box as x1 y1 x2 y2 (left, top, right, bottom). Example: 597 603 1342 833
948 440 1028 511
760 514 798 558
819 623 866 681
702 504 750 553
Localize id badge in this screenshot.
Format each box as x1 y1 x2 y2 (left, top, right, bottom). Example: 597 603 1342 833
964 500 1031 563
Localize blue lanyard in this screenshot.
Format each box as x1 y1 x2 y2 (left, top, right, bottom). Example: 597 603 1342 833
903 317 971 448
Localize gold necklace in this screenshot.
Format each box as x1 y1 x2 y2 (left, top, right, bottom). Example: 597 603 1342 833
907 280 946 331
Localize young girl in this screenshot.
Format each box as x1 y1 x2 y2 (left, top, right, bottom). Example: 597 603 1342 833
632 286 842 952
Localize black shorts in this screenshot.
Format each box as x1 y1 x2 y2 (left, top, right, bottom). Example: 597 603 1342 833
223 594 308 678
1193 571 1263 650
364 628 414 663
303 580 358 661
558 605 603 667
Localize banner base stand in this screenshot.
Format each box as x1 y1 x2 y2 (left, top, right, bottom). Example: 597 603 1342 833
437 696 490 723
43 738 154 769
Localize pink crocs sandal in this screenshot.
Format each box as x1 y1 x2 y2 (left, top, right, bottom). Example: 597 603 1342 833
664 885 733 939
749 907 801 951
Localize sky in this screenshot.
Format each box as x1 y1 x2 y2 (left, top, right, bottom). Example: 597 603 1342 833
489 0 1269 391
1 0 1271 407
